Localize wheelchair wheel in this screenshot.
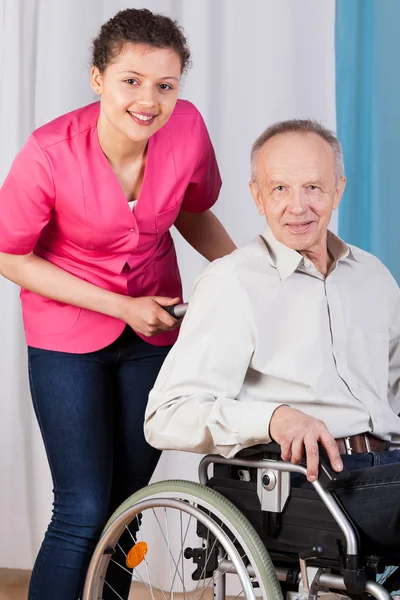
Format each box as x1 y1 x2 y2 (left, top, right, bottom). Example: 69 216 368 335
82 479 282 600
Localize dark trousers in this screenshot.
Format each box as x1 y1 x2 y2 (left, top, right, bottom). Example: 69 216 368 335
294 450 400 556
27 326 171 600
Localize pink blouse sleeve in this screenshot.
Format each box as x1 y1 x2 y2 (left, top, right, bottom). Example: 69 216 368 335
180 111 222 213
0 135 55 254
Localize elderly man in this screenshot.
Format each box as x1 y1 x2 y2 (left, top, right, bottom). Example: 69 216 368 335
145 119 400 551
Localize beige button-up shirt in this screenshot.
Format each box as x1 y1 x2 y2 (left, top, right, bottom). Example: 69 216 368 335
145 228 400 458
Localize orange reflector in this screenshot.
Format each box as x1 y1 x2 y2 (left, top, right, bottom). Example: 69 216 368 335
126 541 148 569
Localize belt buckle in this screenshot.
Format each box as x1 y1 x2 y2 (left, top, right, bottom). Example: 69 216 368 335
344 437 353 455
363 433 371 453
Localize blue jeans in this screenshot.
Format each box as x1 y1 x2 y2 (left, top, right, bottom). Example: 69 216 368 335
27 326 172 600
294 450 400 556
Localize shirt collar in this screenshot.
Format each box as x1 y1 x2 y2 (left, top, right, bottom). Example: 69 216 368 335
260 226 358 280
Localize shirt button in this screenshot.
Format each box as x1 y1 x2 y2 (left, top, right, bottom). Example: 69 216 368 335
336 351 342 357
129 228 134 233
304 260 312 268
331 313 336 319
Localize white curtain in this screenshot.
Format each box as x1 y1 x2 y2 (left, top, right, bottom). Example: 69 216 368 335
0 0 336 569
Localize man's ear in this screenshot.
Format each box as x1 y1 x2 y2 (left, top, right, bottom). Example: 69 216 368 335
333 177 346 210
249 181 265 216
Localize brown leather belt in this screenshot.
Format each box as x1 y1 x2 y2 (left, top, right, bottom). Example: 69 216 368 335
336 433 388 455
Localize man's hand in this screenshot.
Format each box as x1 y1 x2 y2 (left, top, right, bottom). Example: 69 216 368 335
269 405 343 482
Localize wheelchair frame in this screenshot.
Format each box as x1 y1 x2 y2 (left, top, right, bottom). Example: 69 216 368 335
199 450 392 600
83 445 396 600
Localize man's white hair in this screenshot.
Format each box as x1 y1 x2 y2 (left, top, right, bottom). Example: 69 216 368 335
250 118 345 184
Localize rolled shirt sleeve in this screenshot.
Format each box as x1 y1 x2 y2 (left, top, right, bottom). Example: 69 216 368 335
145 264 282 458
180 111 222 213
0 135 55 255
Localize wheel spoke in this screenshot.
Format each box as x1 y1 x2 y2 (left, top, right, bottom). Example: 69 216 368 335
110 557 133 577
134 513 158 600
168 511 192 600
125 523 136 543
103 579 125 599
87 486 275 600
192 547 250 600
116 543 127 557
191 524 236 600
132 508 183 600
164 508 174 600
191 533 219 599
151 508 187 591
131 566 169 600
180 511 186 600
107 557 164 600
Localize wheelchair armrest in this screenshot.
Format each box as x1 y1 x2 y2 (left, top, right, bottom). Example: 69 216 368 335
236 442 351 490
236 442 282 458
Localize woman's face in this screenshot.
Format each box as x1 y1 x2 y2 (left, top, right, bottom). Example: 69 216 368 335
91 43 181 144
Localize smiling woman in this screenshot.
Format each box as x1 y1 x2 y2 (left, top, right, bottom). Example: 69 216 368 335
93 41 183 205
0 7 235 600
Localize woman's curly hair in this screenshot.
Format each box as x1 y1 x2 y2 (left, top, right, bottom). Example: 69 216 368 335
91 8 191 74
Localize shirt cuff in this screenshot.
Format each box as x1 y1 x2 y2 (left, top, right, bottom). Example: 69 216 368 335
238 401 283 447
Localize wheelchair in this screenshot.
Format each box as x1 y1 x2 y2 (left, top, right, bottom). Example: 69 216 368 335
82 442 400 600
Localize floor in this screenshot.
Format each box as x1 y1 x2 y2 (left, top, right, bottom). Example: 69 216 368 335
0 570 215 599
0 570 30 600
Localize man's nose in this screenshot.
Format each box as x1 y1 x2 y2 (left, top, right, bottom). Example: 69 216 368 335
287 189 307 214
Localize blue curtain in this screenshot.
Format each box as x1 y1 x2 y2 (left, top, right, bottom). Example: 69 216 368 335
335 0 400 282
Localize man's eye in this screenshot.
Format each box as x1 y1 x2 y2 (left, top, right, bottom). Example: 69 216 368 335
125 79 139 85
308 185 319 191
159 83 173 91
275 186 285 192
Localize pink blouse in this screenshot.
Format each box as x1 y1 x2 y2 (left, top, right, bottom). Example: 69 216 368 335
0 100 221 352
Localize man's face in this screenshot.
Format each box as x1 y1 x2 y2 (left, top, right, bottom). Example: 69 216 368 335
250 132 346 253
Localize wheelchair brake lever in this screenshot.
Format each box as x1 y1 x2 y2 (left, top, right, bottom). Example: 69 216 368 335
299 545 324 599
299 544 324 561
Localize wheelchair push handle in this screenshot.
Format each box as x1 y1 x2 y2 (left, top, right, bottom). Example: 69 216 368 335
163 302 188 319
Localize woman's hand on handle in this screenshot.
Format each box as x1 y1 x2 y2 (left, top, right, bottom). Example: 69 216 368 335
0 252 182 337
121 296 182 337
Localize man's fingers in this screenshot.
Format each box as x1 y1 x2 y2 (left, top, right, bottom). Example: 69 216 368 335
290 436 305 464
279 441 291 462
304 434 319 482
320 432 343 472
